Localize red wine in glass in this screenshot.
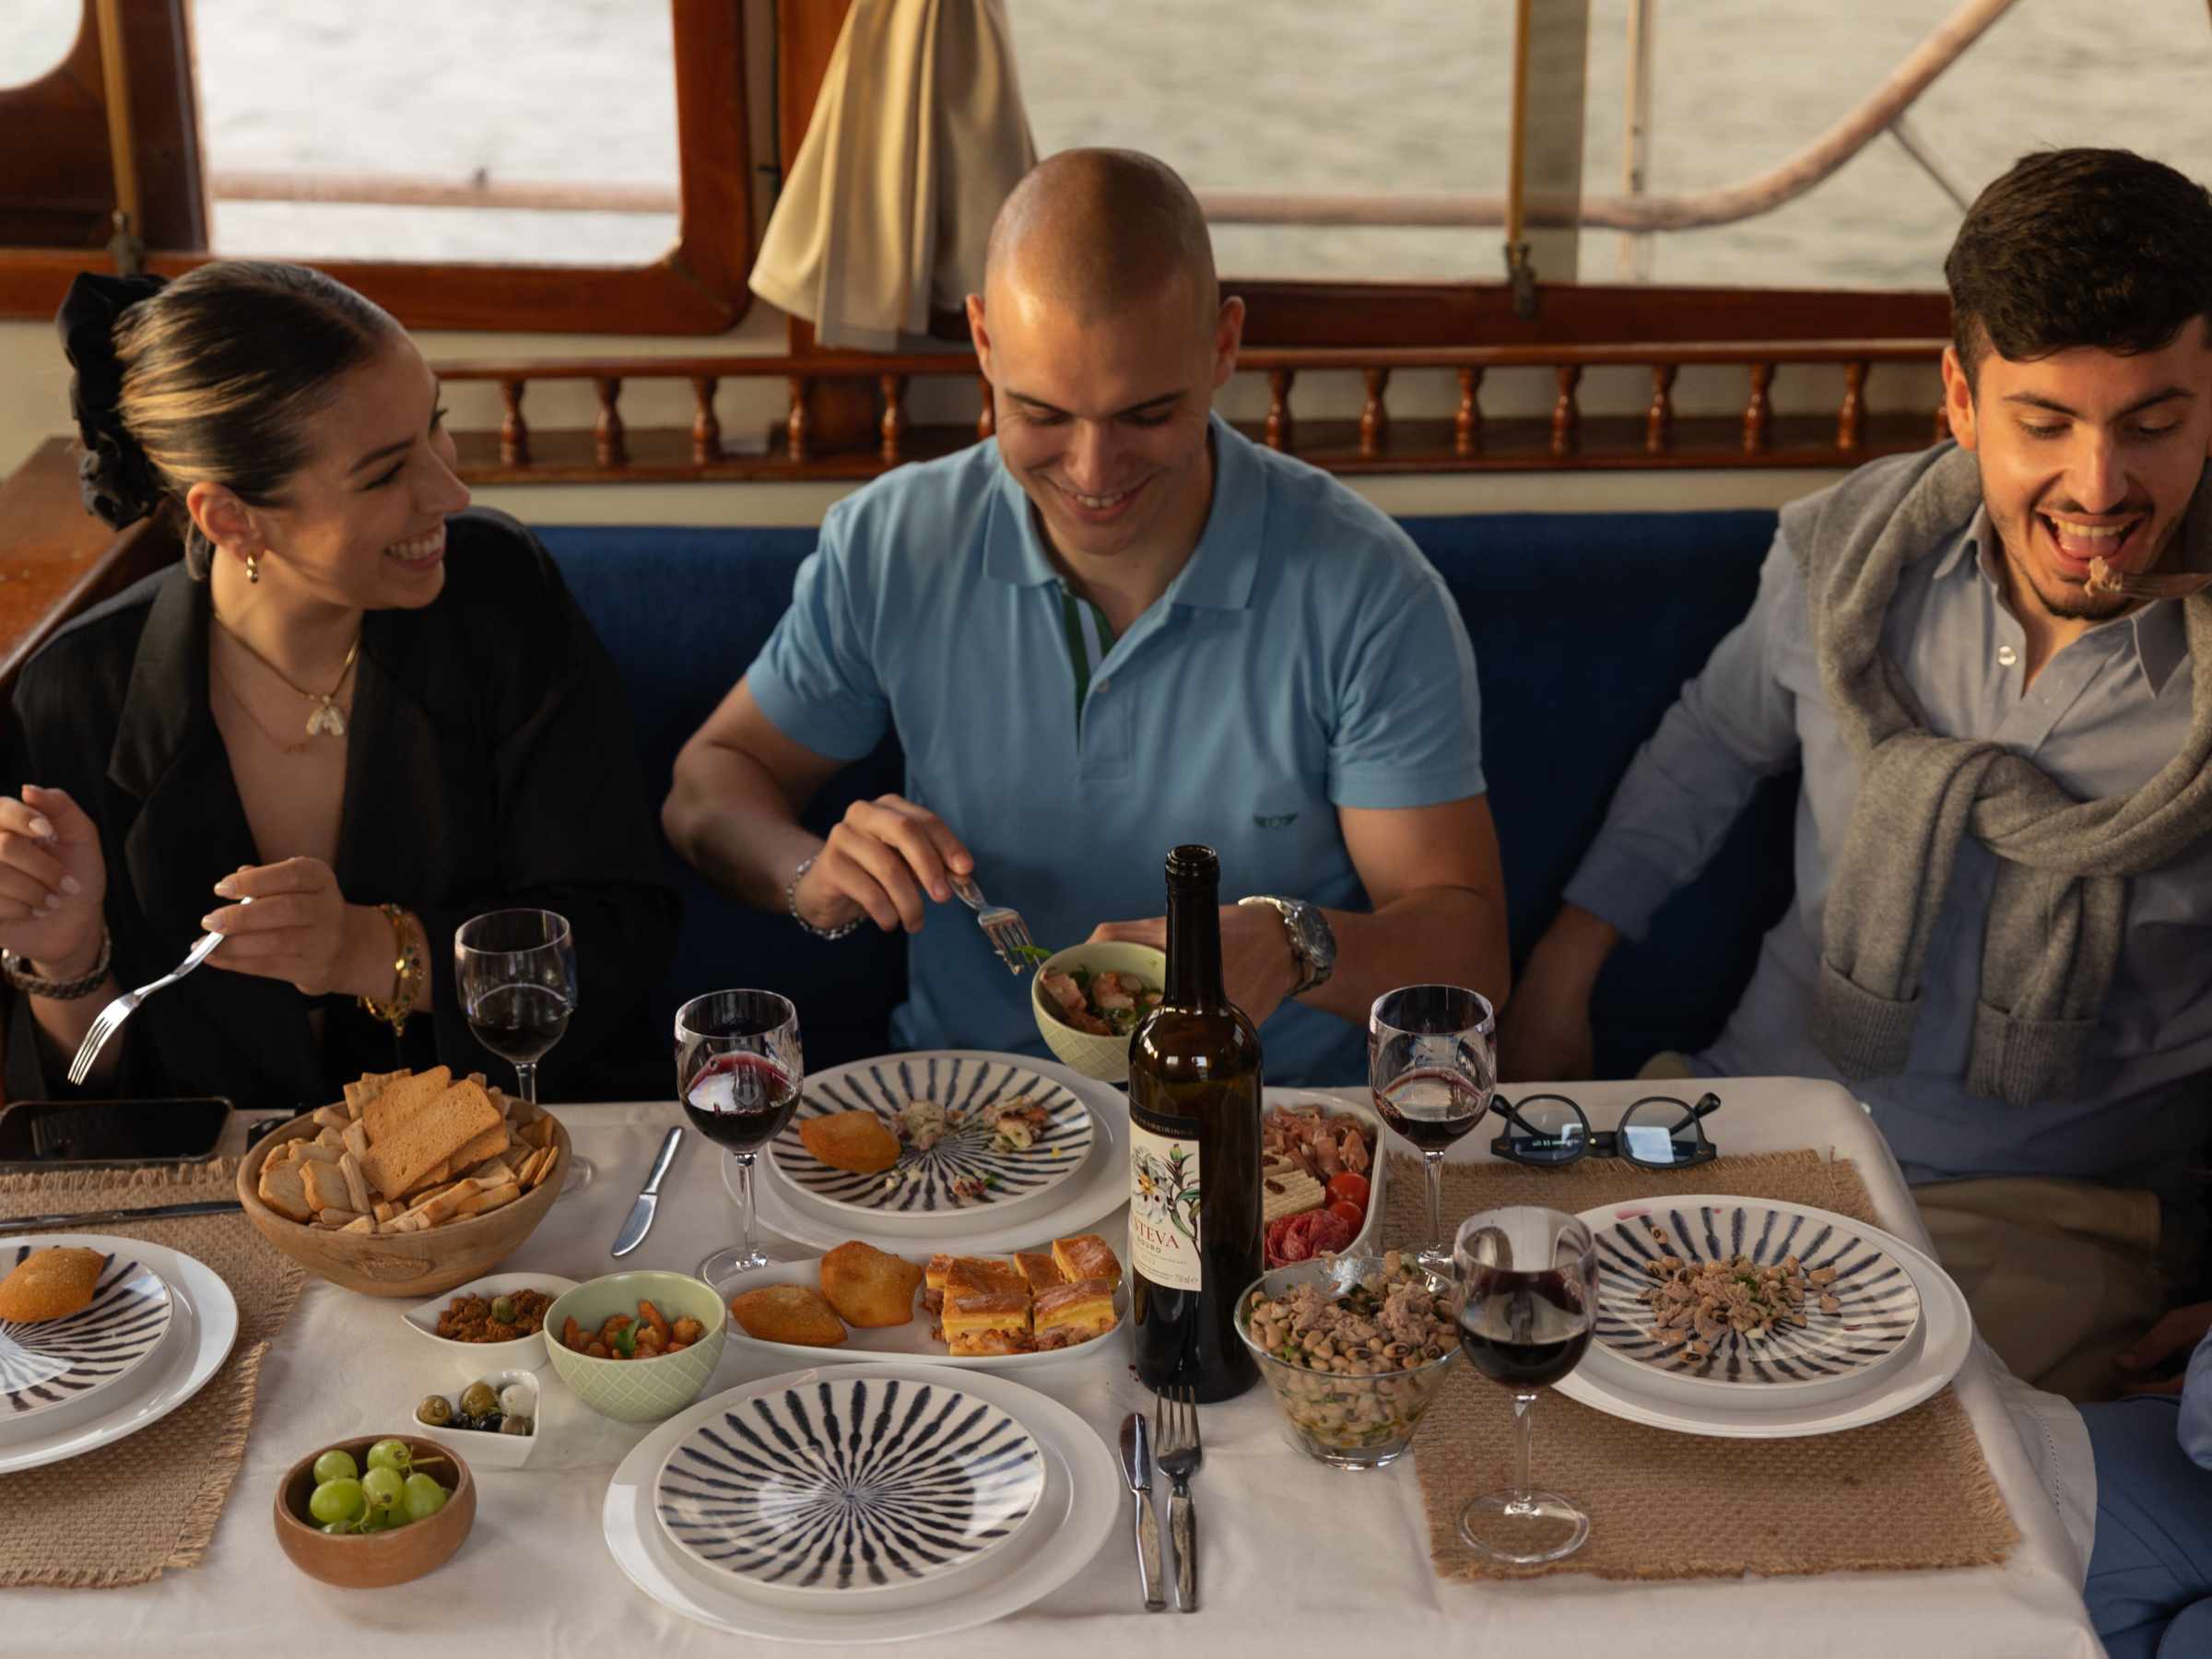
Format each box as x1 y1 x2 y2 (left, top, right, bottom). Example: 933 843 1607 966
1372 1066 1488 1151
466 983 573 1067
1458 1268 1594 1388
681 1051 799 1155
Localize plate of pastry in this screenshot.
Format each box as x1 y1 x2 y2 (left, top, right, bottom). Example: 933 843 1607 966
0 1243 173 1431
719 1234 1125 1373
766 1053 1094 1222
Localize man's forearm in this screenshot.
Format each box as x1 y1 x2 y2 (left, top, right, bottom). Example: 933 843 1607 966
1303 886 1510 1026
664 745 823 915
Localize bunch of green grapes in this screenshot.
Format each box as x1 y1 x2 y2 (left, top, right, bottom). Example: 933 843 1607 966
304 1441 450 1535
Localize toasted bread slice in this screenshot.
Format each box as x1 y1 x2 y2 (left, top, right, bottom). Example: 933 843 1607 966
361 1065 452 1144
312 1105 349 1133
453 1180 521 1218
361 1077 500 1198
339 1214 376 1235
300 1158 352 1214
258 1157 312 1223
341 1119 370 1161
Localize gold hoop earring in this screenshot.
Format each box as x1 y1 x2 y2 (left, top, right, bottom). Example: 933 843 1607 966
245 553 260 584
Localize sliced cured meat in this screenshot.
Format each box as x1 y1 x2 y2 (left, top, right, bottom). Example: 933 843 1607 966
1265 1206 1357 1267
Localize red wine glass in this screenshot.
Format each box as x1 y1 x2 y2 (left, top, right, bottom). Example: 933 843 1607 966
1453 1206 1598 1564
677 989 802 1288
1369 984 1496 1272
456 908 587 1191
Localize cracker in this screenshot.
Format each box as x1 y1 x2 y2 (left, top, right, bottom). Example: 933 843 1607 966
312 1105 349 1133
453 1181 520 1218
339 1214 375 1235
338 1151 371 1213
300 1158 351 1213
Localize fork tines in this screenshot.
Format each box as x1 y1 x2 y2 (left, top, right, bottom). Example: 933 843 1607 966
66 1003 126 1087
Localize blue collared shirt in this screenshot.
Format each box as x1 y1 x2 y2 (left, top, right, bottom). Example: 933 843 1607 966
1565 506 2212 1203
747 415 1487 1082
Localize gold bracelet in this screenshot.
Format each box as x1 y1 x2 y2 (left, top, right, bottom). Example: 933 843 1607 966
357 903 421 1034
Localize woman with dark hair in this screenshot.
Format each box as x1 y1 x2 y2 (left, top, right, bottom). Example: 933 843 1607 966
1 262 678 1111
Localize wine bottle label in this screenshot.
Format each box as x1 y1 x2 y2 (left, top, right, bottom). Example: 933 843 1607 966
1129 1121 1202 1292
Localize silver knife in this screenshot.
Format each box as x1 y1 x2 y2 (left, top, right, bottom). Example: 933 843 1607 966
0 1199 243 1234
610 1126 685 1258
1118 1411 1166 1612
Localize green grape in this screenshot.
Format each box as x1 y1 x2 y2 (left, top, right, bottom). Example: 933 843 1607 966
354 1507 389 1535
364 1439 412 1476
311 1448 359 1485
360 1466 405 1512
402 1472 448 1523
308 1477 366 1525
321 1520 352 1536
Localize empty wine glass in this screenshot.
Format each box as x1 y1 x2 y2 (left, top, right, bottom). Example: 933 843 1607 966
678 990 803 1288
1370 985 1496 1273
1453 1206 1599 1564
455 909 588 1191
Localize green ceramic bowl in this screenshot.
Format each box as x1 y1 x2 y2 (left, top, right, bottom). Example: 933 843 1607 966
541 1272 727 1423
1030 941 1166 1084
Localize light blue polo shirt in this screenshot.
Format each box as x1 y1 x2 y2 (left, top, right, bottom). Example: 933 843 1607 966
747 414 1486 1083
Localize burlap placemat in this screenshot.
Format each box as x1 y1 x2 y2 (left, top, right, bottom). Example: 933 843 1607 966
1385 1149 2018 1581
0 1159 304 1587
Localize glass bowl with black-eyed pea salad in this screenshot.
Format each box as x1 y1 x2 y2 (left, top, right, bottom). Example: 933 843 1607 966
1234 1251 1464 1470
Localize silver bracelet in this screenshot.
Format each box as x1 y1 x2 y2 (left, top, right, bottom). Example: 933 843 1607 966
2 925 113 1000
786 853 863 940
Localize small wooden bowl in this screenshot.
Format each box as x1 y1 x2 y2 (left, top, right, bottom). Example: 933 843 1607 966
237 1107 571 1299
273 1434 476 1589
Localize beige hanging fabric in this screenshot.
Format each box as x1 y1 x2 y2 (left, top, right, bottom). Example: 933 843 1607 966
751 0 1037 350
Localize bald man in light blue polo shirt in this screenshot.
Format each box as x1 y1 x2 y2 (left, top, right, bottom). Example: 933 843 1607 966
665 148 1508 1083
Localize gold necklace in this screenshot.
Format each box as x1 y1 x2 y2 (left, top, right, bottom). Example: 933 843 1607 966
212 617 359 740
211 662 315 757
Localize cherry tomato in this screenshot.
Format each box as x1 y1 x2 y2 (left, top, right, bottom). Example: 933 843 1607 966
1326 1198 1364 1230
1325 1172 1371 1210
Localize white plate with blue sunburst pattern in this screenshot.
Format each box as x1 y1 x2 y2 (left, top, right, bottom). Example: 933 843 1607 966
653 1372 1047 1610
0 1245 172 1435
768 1053 1095 1230
1579 1195 1925 1411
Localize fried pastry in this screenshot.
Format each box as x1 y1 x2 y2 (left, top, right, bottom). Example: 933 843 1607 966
1033 1277 1118 1349
1015 1251 1065 1292
942 1287 1034 1357
796 1110 902 1174
1052 1233 1123 1289
0 1247 104 1323
728 1284 848 1347
819 1241 924 1327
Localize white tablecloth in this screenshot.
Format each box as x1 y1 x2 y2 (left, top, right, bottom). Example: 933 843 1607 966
12 1078 2103 1656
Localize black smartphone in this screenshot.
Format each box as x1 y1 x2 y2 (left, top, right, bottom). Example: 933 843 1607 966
0 1098 234 1167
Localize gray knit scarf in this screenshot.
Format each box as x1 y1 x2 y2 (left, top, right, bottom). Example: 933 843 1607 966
1780 441 2212 1106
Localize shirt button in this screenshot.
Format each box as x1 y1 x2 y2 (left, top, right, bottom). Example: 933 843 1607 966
1996 645 2018 667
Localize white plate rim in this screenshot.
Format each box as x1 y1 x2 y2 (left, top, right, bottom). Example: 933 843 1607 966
603 1359 1120 1643
767 1053 1096 1222
0 1233 239 1474
0 1247 174 1428
1574 1193 1924 1398
715 1255 1127 1374
400 1272 582 1371
650 1371 1048 1600
1552 1220 1971 1440
1263 1092 1389 1261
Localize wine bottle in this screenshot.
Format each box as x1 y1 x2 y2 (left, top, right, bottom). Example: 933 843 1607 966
1126 843 1265 1401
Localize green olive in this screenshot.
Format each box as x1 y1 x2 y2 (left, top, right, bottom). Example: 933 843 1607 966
459 1381 499 1418
489 1296 517 1324
415 1394 453 1428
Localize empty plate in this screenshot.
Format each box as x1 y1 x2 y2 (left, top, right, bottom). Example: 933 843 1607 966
0 1248 173 1427
654 1373 1045 1606
1581 1196 1923 1406
770 1054 1094 1218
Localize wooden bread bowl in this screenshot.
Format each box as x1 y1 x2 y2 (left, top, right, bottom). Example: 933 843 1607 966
237 1107 569 1298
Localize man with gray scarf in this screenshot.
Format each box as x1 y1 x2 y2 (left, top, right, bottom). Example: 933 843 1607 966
1501 148 2212 1404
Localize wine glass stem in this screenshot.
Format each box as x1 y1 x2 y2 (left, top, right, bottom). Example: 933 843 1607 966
735 1150 757 1260
514 1060 538 1110
1511 1389 1538 1507
1424 1150 1445 1256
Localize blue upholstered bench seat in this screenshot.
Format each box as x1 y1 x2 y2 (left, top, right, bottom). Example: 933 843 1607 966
538 506 1796 1083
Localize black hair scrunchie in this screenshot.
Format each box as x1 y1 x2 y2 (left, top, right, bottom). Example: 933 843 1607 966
56 271 169 528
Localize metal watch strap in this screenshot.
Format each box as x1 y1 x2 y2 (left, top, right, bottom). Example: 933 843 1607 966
1239 895 1331 996
787 853 863 940
2 925 112 1000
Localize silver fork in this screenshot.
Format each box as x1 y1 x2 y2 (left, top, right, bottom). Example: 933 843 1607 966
1153 1382 1202 1613
948 874 1036 975
65 900 246 1086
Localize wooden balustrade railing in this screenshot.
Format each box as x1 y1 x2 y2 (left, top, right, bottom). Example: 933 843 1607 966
430 340 1947 485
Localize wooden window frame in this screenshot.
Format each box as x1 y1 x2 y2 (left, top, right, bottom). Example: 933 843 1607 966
0 0 753 335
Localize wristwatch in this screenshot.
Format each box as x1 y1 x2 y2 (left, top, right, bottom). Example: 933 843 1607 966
1238 896 1335 997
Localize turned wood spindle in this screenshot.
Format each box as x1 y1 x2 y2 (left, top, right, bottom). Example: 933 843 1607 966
787 376 813 463
497 379 529 467
1743 362 1774 454
1645 364 1677 455
1835 361 1868 453
1265 369 1296 452
689 376 721 465
1359 368 1391 459
1454 367 1484 456
1550 365 1583 458
879 374 907 465
592 378 626 468
976 375 995 441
